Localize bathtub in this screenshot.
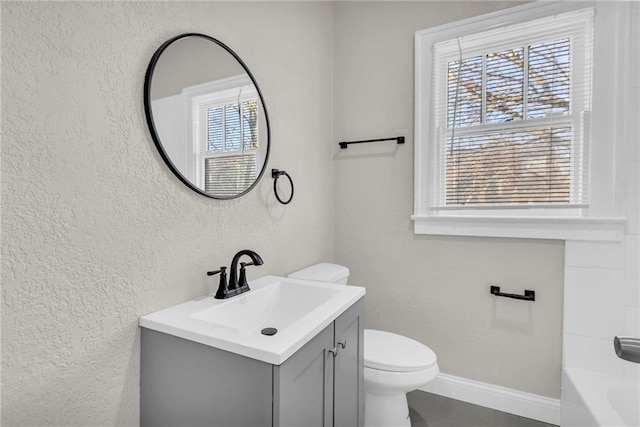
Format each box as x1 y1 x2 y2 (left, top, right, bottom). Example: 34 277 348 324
562 368 639 427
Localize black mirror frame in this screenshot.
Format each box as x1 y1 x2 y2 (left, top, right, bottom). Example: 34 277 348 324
144 33 271 200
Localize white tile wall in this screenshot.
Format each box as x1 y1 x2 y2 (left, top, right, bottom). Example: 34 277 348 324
564 267 625 339
564 133 640 379
563 0 640 402
623 19 640 374
565 240 625 270
563 237 636 377
624 307 640 336
626 235 640 306
563 334 624 375
629 89 640 162
623 298 640 382
624 8 640 378
627 162 640 235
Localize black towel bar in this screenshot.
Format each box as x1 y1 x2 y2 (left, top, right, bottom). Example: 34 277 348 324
338 136 405 149
490 286 535 301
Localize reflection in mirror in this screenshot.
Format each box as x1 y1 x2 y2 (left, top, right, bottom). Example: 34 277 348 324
145 34 270 199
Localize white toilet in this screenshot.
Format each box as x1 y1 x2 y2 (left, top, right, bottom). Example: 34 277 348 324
288 263 439 427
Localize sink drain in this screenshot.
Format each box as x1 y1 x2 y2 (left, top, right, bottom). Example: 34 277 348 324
261 327 277 336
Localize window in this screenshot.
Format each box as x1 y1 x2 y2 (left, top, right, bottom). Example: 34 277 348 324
413 3 626 240
442 38 582 208
430 8 593 212
192 83 259 197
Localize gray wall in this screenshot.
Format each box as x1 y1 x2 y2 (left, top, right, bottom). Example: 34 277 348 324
2 1 567 425
1 2 334 425
332 1 564 399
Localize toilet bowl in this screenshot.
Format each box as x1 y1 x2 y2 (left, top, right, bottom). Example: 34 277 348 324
363 329 439 427
288 263 440 427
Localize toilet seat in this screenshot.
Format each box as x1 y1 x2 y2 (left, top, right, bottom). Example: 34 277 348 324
364 329 437 372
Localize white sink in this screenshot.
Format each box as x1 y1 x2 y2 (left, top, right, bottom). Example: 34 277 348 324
139 275 365 365
191 280 341 330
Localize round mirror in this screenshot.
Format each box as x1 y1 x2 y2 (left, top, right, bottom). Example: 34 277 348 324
144 33 270 199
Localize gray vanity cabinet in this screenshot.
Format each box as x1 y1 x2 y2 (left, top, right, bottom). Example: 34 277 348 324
273 324 334 427
333 298 364 427
274 297 364 427
140 328 273 427
141 297 364 427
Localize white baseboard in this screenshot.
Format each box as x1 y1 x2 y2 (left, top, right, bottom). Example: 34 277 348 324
419 373 561 425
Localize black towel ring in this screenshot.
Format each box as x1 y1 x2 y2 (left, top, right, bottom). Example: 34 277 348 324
272 169 294 205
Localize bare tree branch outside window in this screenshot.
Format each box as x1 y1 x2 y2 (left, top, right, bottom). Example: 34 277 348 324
445 38 572 206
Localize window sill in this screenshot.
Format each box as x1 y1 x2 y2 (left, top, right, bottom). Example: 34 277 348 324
411 215 627 241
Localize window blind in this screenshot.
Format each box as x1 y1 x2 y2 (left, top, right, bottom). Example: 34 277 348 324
196 89 260 196
432 8 593 209
204 154 257 196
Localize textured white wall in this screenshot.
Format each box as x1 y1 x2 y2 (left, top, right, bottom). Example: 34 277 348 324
1 2 334 425
333 1 565 399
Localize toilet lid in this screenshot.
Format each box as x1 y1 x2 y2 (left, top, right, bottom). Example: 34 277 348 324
364 329 437 372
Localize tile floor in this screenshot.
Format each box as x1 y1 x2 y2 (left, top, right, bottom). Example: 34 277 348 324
407 391 559 427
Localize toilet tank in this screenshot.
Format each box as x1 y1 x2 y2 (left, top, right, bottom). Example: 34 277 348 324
287 263 350 285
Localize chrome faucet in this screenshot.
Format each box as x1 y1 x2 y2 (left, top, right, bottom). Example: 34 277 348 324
614 336 640 364
208 249 263 299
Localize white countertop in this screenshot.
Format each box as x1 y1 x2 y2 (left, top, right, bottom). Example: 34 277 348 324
139 275 365 365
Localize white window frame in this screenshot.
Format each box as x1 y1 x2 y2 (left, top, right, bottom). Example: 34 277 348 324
183 75 259 191
413 1 627 241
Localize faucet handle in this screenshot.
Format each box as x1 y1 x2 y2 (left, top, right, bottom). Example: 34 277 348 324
208 267 230 299
207 266 227 276
238 262 252 288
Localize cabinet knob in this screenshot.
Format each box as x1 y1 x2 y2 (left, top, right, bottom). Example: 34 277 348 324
328 347 338 358
338 340 347 349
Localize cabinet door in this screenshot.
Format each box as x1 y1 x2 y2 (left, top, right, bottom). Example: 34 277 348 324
274 324 334 427
140 329 272 427
333 298 364 427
